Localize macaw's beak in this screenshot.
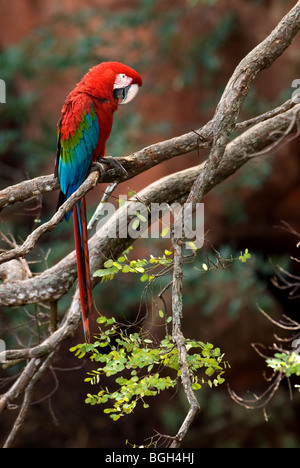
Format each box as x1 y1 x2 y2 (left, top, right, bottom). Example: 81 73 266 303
113 83 140 105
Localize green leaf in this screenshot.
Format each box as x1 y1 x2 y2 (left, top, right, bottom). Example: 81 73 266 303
97 316 107 324
161 227 169 238
128 189 136 197
135 267 145 273
111 414 122 421
70 345 80 352
122 265 135 273
136 211 147 222
239 248 252 263
205 367 215 377
93 266 120 278
192 383 202 390
132 219 140 230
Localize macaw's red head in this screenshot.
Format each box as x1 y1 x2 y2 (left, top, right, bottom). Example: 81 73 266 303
75 61 142 107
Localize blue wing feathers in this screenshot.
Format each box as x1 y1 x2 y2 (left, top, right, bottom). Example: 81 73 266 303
57 106 99 220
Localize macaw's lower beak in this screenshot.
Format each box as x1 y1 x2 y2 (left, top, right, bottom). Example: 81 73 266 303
113 83 140 105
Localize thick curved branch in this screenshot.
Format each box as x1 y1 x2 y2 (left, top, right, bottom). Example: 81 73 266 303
0 1 298 216
2 351 57 447
0 175 60 211
0 127 212 211
0 291 82 368
0 0 298 272
0 171 100 265
187 0 300 207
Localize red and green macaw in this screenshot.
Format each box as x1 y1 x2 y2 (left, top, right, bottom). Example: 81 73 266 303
55 62 142 342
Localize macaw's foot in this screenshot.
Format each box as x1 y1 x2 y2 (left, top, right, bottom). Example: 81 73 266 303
89 161 106 179
92 157 128 179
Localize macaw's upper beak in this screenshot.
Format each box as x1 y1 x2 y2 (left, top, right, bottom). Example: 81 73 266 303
113 83 140 105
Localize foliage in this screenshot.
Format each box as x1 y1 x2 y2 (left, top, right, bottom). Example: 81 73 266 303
70 314 228 421
94 245 252 283
69 244 260 422
93 245 173 283
238 248 251 263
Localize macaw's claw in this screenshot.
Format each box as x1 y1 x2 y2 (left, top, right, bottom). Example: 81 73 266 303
100 157 128 177
90 157 127 179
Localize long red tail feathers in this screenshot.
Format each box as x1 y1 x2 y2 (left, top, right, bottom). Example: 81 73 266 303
73 198 93 342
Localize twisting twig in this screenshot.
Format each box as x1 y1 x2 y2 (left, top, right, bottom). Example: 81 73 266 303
0 170 100 266
185 0 300 209
236 93 300 130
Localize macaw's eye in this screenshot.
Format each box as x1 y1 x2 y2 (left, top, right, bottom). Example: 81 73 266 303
113 73 132 89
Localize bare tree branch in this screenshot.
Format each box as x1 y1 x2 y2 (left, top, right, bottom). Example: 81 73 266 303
0 1 299 224
186 0 300 208
0 128 212 211
0 171 100 265
2 351 57 448
236 93 300 130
